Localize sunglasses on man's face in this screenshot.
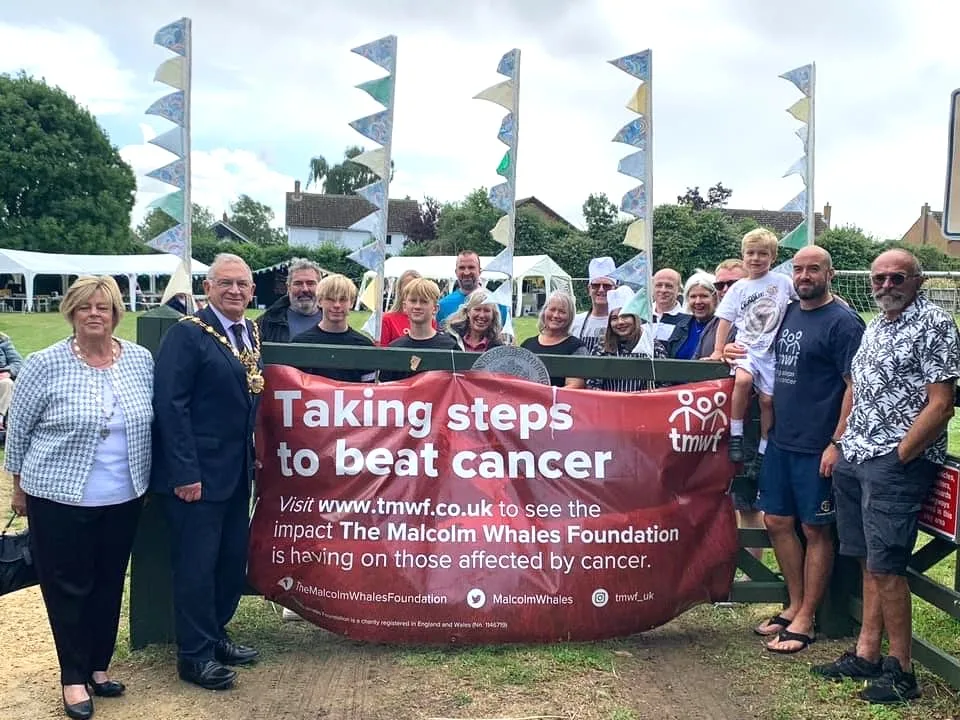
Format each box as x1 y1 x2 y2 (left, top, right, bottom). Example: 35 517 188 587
714 280 736 290
590 283 615 291
870 272 917 287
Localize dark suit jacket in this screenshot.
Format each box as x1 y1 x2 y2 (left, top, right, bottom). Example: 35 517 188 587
151 307 261 502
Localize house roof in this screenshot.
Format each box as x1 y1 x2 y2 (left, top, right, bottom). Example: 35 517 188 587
720 208 829 236
285 192 420 234
210 219 251 244
516 196 576 229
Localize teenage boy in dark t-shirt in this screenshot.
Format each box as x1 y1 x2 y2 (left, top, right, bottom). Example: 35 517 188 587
382 278 459 381
291 273 376 383
727 246 864 653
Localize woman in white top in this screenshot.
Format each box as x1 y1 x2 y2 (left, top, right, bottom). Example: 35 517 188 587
5 276 154 720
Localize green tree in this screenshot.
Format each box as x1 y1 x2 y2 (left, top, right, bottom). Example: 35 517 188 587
405 196 441 245
228 194 285 246
582 192 618 234
307 145 393 195
677 182 733 210
0 73 137 253
814 226 881 270
135 204 217 247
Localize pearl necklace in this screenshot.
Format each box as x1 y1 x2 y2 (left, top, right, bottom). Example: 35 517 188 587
72 337 120 369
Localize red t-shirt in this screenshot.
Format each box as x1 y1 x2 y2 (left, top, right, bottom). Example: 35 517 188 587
379 312 437 346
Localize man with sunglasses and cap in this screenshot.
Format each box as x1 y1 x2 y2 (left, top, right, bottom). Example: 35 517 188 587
813 249 959 704
571 256 618 354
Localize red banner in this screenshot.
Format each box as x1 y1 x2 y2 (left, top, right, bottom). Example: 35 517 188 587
249 366 739 643
920 461 960 542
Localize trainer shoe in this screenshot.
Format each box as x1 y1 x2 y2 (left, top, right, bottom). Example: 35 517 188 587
811 650 883 681
728 436 744 463
859 657 921 704
282 608 304 622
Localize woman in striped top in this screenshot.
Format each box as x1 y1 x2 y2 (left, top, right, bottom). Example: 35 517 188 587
587 286 665 393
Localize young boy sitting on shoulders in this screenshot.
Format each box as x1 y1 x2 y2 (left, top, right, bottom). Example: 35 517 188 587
709 228 798 465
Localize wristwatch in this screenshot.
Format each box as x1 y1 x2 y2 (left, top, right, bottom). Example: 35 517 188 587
830 438 842 449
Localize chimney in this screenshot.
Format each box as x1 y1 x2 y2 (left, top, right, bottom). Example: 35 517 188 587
222 211 228 222
921 202 930 244
822 203 831 229
294 179 302 200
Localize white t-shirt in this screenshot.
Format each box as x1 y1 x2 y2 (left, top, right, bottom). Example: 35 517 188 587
715 272 797 354
570 312 608 354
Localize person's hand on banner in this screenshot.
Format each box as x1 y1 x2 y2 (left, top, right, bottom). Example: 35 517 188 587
174 482 202 503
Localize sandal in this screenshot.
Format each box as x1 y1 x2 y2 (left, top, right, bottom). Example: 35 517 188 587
766 629 816 654
754 614 791 637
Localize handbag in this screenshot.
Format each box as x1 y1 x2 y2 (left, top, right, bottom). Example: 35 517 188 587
0 513 38 596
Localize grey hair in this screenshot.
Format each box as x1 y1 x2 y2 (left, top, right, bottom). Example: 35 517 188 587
537 290 576 335
207 253 251 281
286 257 323 284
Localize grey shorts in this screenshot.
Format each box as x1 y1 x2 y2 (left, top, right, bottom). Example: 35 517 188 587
833 450 938 575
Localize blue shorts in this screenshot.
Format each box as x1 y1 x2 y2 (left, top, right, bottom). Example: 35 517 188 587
757 440 835 525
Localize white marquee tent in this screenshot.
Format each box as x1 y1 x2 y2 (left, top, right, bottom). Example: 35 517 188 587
357 254 572 316
0 248 211 311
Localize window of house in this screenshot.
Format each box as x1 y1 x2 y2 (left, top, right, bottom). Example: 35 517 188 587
386 234 393 245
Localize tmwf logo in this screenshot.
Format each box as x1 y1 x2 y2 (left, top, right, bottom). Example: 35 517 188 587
668 389 728 453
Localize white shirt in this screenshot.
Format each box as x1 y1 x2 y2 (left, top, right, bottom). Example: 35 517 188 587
715 272 798 354
570 312 609 354
209 304 250 350
653 302 683 322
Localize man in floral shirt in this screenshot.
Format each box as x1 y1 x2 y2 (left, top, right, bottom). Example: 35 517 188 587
813 249 959 704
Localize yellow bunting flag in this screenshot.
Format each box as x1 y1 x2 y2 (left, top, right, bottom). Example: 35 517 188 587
154 56 186 90
349 147 389 180
623 219 646 249
626 85 648 114
490 215 510 246
787 97 810 124
474 81 515 112
359 276 381 312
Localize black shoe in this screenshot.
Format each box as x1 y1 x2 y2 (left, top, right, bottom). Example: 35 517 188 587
749 451 765 479
811 649 883 681
87 676 125 698
177 659 237 690
728 435 744 463
62 691 94 720
859 657 921 704
215 639 260 666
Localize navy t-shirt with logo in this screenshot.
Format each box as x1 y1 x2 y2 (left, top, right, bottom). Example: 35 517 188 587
771 300 865 453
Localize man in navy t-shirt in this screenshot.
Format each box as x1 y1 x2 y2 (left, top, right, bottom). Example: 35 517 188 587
727 245 864 653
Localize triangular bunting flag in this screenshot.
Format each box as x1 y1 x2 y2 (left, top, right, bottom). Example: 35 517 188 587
787 97 810 124
609 50 651 82
490 214 510 246
609 252 648 287
780 191 806 213
487 280 513 308
501 313 514 339
154 18 187 56
773 258 794 276
147 159 186 189
146 91 185 127
149 126 185 158
621 185 647 218
351 36 397 74
618 151 646 180
148 190 185 223
349 110 392 146
356 180 386 211
356 76 393 107
612 117 648 148
485 247 514 275
160 258 193 308
489 183 512 213
497 49 519 80
620 283 651 322
359 275 382 312
147 223 186 256
348 241 385 272
349 212 386 241
474 81 515 112
623 219 646 249
498 113 515 146
779 64 812 97
154 56 186 90
360 312 378 339
496 150 511 177
779 222 808 250
796 126 809 151
626 85 648 114
783 156 807 183
349 147 389 179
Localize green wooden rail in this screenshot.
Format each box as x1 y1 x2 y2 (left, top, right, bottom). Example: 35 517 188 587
130 309 960 690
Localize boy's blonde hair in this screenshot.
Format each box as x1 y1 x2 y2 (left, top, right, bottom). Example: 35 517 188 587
741 228 778 257
317 274 357 303
61 275 125 329
401 277 441 305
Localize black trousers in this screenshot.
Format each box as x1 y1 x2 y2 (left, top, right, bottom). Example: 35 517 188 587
164 479 249 662
26 495 143 685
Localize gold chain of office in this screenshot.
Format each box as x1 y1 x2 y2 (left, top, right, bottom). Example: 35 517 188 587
182 316 265 394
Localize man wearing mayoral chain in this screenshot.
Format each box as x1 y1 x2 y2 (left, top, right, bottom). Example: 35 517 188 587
152 253 263 690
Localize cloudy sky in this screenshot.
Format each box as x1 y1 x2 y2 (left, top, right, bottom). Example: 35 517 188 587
1 0 958 240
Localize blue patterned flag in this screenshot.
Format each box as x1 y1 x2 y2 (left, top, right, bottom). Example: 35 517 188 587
348 241 385 272
497 49 519 79
349 110 392 146
780 190 806 213
352 36 397 74
148 223 186 256
780 64 812 97
154 18 187 56
147 159 186 189
489 183 513 213
146 91 185 127
773 258 794 276
618 151 646 180
485 246 514 276
609 252 648 287
621 185 647 218
612 117 648 148
796 126 808 151
356 180 386 211
609 50 651 82
149 127 185 158
498 113 515 146
783 156 807 183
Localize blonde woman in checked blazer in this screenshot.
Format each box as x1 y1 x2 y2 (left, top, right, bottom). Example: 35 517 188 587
5 276 154 720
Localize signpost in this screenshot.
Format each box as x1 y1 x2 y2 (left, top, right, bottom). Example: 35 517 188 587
919 460 960 542
944 89 960 240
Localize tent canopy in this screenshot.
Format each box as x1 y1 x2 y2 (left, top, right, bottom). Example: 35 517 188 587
357 254 572 315
0 248 210 312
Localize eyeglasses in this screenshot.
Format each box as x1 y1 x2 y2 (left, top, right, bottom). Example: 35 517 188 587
870 273 917 287
714 280 737 291
589 283 615 291
215 279 252 290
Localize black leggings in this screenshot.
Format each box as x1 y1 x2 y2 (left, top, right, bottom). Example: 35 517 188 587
27 495 143 685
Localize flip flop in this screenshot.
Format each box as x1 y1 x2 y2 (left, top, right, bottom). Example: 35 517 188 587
766 629 816 654
753 614 791 637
